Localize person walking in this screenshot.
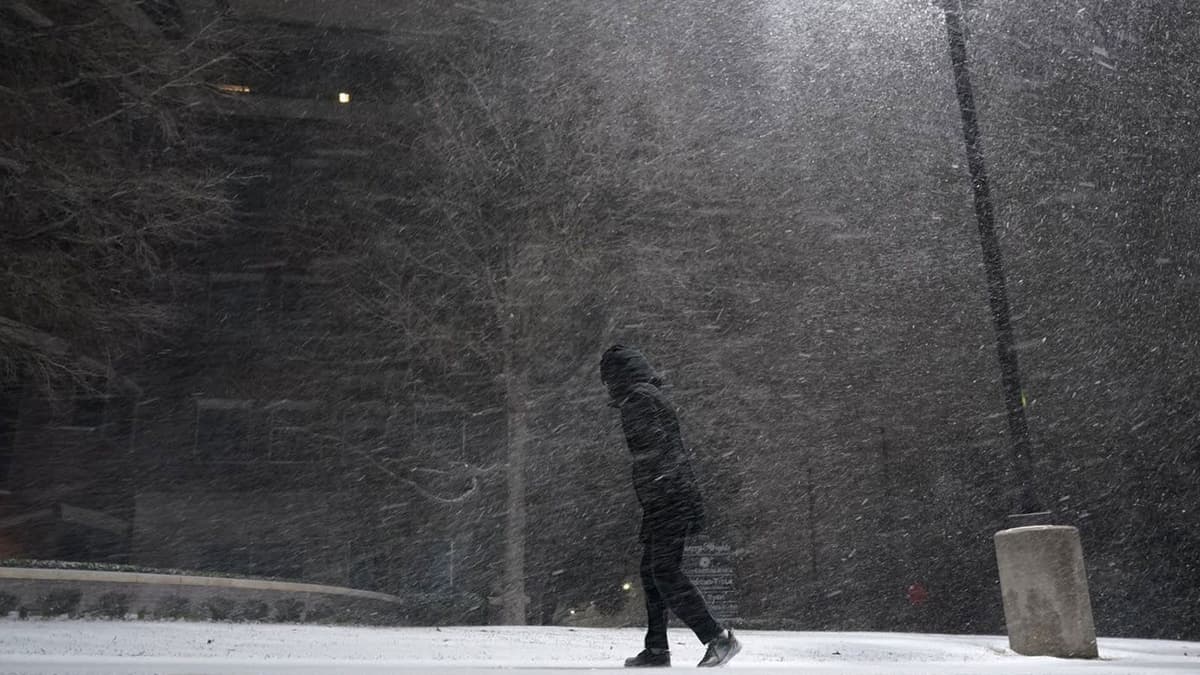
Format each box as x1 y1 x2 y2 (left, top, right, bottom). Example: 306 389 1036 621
599 344 741 668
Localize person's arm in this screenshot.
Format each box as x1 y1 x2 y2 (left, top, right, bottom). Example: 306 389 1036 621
621 390 669 461
624 390 704 525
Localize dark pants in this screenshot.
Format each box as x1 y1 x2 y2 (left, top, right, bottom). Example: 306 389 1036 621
640 528 722 650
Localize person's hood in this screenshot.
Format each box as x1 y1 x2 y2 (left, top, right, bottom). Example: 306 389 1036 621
600 344 663 405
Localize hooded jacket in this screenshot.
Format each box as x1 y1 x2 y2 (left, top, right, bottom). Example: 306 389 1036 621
601 345 706 541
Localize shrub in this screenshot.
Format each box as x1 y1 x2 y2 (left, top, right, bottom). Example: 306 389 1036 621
89 592 129 619
274 598 304 622
37 589 82 617
305 603 335 623
234 599 269 622
0 592 18 616
157 595 192 620
203 596 236 621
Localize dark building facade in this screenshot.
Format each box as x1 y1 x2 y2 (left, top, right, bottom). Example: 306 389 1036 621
1 0 507 616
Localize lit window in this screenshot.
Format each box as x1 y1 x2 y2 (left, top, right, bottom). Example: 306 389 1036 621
216 84 251 94
338 92 351 104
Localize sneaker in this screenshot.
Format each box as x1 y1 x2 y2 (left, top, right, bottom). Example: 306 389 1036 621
697 629 741 667
625 648 671 667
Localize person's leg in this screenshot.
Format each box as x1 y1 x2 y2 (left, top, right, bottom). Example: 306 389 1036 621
640 542 670 651
646 530 723 645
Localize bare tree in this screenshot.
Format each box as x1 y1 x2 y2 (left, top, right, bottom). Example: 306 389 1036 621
0 1 246 395
316 10 671 620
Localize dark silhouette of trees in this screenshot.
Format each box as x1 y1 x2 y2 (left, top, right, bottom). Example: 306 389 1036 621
1 2 242 392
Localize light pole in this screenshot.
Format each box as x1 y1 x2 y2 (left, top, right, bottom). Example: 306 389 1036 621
939 0 1045 517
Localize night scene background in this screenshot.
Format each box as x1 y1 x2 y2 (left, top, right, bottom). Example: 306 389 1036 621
1 0 1197 642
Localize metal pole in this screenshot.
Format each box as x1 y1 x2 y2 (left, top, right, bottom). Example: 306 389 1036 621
808 466 817 577
879 427 890 502
940 0 1044 515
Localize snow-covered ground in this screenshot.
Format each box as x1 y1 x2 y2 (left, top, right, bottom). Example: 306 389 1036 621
0 621 1197 674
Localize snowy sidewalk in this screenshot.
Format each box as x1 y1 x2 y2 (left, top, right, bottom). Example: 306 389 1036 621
0 621 1197 674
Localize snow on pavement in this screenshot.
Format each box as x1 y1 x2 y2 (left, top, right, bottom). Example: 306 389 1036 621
0 620 1197 674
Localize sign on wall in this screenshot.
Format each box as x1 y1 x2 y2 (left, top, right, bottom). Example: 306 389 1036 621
682 540 738 624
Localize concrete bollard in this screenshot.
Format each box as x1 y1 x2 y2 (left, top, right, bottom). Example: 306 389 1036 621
994 525 1098 658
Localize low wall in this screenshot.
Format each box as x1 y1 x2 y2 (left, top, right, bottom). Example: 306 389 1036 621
0 566 412 624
